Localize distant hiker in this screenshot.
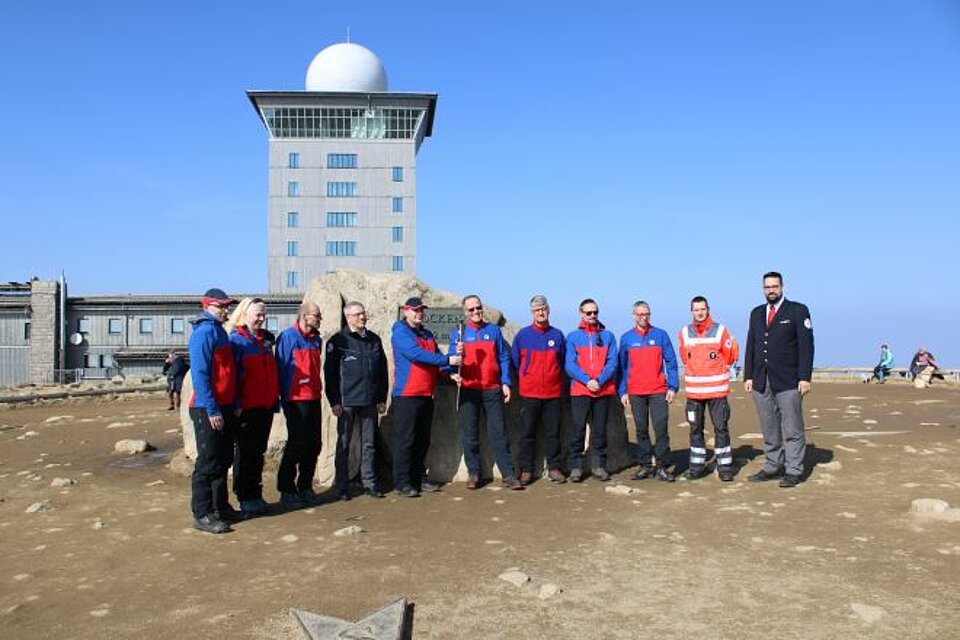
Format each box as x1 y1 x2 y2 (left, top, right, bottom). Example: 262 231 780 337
162 351 188 410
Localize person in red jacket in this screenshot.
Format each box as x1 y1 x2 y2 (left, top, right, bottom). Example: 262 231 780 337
229 298 279 517
678 296 739 481
275 301 324 508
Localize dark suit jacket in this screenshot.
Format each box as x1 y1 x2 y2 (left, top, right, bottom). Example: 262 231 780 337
744 299 814 393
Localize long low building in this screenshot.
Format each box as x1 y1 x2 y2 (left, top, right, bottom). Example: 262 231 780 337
0 280 301 387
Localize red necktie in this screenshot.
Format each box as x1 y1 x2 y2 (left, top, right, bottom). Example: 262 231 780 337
767 304 776 326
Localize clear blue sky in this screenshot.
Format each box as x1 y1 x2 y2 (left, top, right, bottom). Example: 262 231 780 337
2 1 958 367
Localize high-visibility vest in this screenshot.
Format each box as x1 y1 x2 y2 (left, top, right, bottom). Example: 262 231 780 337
678 321 738 399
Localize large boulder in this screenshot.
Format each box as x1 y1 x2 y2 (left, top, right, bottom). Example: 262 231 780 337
179 269 632 486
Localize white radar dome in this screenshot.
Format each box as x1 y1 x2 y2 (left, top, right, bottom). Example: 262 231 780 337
305 43 388 92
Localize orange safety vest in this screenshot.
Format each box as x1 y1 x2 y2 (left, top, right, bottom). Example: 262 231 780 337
678 318 739 399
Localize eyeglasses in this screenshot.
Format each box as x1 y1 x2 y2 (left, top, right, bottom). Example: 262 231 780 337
582 310 599 316
345 311 366 317
531 306 548 313
466 306 483 313
635 312 651 317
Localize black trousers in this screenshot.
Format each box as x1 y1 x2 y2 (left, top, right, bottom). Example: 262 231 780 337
278 400 322 493
686 397 732 470
335 404 379 493
569 395 610 471
630 393 670 468
518 396 562 472
233 408 274 501
189 407 237 520
391 396 433 491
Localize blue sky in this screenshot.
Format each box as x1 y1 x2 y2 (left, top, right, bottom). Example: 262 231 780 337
1 1 958 367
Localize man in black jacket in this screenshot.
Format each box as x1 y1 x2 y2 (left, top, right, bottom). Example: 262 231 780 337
743 272 814 488
324 301 389 500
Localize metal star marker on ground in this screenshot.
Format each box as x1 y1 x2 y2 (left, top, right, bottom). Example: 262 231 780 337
291 598 408 640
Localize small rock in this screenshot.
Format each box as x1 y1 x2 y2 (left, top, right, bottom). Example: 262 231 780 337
538 583 562 599
113 439 154 455
498 570 530 588
280 534 299 543
333 525 363 537
25 501 51 513
819 461 842 471
911 498 949 514
850 603 884 624
106 422 135 429
145 479 166 486
605 485 637 496
92 519 106 530
50 477 75 488
862 419 878 425
111 375 124 385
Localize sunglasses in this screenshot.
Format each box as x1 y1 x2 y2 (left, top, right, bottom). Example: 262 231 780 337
466 305 483 313
582 310 599 316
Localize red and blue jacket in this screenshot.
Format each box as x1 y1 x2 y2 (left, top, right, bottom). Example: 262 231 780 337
275 323 323 403
188 311 237 417
230 326 280 411
448 321 511 391
511 323 565 399
565 322 618 397
618 325 679 397
391 320 448 397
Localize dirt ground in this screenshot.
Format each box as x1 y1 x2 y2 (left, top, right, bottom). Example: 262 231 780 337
1 382 959 639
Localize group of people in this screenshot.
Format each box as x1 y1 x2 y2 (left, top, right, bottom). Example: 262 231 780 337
185 271 814 535
867 344 943 388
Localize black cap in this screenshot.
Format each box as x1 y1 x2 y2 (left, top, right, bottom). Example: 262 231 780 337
403 297 427 310
202 288 237 306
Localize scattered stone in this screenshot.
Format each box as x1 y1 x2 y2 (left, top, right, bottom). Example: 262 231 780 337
13 573 30 581
44 415 73 423
106 422 135 429
795 545 816 552
919 422 940 426
862 419 878 425
17 431 39 440
498 570 530 588
850 603 884 624
50 477 75 487
113 439 154 455
145 479 166 487
821 431 908 438
280 534 299 543
911 498 949 514
91 519 106 530
820 461 842 471
738 433 763 440
904 445 918 453
837 397 866 401
485 540 503 545
90 607 110 617
333 525 363 537
837 512 857 519
605 485 637 496
538 583 562 599
111 376 124 385
25 501 51 513
598 532 617 544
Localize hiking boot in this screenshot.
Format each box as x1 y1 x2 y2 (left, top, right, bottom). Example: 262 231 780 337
193 514 231 534
569 468 584 483
466 475 480 490
592 467 611 482
280 491 305 509
684 466 708 480
338 490 351 502
298 489 323 506
547 468 567 484
502 477 525 491
239 499 268 517
779 474 801 488
632 466 655 481
655 467 676 483
420 480 441 493
519 472 534 486
718 467 735 482
748 468 782 483
397 486 420 498
364 487 384 498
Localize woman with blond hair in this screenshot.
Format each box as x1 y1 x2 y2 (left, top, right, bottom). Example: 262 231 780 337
228 297 279 516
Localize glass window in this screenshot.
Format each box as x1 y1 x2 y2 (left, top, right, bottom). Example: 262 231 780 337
264 107 424 140
326 212 358 227
392 166 403 182
287 241 299 257
78 318 92 333
139 318 153 334
84 353 98 368
287 211 299 227
327 153 358 169
286 271 299 288
326 241 357 257
326 181 358 197
392 256 404 272
288 181 300 197
108 318 123 334
288 152 300 169
101 354 114 368
171 318 185 334
24 321 30 340
392 226 403 242
265 317 279 332
392 197 403 213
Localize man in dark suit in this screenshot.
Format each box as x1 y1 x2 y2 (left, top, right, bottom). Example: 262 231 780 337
743 272 814 488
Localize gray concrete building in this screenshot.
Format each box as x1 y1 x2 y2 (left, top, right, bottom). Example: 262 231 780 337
248 42 437 293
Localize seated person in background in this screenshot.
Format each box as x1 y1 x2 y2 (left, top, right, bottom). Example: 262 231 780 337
910 348 940 388
866 344 894 384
